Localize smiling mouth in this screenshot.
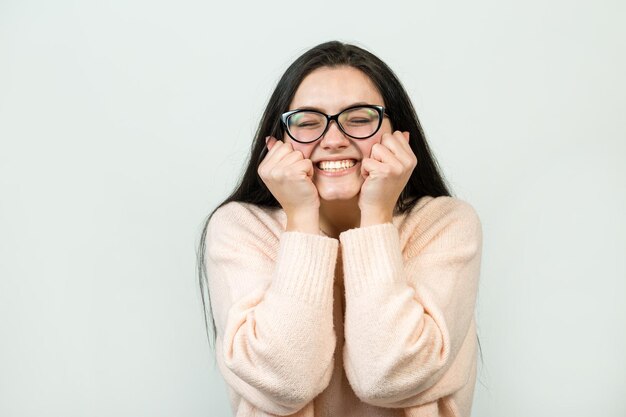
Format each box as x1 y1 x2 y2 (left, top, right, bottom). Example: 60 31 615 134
316 159 358 172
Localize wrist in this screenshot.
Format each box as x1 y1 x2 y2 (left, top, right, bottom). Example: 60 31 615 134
359 207 393 227
285 208 320 234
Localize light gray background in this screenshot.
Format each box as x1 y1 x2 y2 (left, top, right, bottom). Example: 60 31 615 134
1 0 625 416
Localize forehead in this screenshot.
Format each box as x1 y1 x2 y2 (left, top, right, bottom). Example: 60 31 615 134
289 66 384 112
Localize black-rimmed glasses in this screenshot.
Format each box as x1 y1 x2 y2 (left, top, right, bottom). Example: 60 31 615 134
280 105 387 144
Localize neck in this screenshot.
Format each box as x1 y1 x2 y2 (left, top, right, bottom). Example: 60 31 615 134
319 197 360 238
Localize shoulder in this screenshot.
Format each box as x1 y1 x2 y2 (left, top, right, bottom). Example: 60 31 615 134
396 195 481 230
207 201 286 253
210 201 285 231
395 196 482 255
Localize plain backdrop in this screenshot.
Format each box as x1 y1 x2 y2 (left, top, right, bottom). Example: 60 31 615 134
1 0 625 416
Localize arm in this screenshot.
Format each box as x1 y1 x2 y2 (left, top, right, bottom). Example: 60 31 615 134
206 203 338 415
339 197 482 408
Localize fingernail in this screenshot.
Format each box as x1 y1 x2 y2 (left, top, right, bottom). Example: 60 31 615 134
265 136 270 144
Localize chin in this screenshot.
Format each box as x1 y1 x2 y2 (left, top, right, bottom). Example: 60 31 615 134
317 184 361 202
319 193 358 201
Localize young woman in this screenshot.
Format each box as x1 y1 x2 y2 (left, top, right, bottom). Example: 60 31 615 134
198 41 482 417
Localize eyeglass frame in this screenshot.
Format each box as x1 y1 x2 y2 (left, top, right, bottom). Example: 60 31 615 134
280 104 388 144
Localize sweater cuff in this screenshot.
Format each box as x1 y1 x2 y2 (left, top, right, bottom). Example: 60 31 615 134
339 223 404 296
270 231 338 307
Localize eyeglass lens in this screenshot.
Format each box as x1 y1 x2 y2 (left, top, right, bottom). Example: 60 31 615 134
287 107 380 143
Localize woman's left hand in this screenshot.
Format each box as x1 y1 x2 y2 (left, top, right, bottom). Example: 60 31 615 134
358 131 417 226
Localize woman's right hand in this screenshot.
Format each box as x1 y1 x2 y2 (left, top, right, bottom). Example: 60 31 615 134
258 136 320 218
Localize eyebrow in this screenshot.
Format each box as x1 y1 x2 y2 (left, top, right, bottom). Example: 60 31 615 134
290 101 375 113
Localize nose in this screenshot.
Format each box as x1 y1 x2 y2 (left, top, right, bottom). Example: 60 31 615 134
319 120 350 149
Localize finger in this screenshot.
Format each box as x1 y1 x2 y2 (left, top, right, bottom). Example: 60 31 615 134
263 139 293 166
370 142 402 166
266 136 278 151
360 157 384 178
380 132 417 167
371 145 407 178
381 131 411 153
384 130 412 154
291 158 315 178
275 149 305 167
264 149 307 182
274 157 313 182
266 136 287 154
400 131 416 165
259 139 288 174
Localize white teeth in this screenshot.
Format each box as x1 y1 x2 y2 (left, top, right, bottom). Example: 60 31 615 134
318 160 356 171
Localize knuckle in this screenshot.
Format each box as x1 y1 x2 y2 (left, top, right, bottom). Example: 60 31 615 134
268 168 280 181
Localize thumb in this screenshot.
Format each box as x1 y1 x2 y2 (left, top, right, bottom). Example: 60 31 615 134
361 158 373 179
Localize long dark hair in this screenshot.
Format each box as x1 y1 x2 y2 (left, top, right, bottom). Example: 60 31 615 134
197 41 453 351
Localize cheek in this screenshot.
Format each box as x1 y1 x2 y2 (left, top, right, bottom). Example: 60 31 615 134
359 141 376 158
361 120 393 156
380 119 394 135
360 131 388 157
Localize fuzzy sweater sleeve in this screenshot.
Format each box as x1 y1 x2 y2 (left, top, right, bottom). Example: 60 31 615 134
206 203 338 415
339 197 482 409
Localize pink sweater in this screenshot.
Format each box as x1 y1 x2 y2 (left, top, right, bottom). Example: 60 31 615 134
206 196 482 417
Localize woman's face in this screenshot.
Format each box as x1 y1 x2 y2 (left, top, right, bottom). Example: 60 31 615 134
285 66 393 202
